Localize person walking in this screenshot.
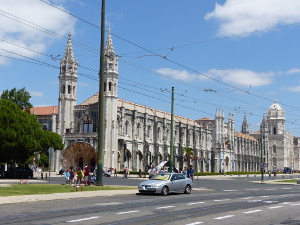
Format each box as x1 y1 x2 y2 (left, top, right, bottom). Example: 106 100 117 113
148 165 158 179
187 165 195 181
65 169 70 184
76 167 83 185
69 167 75 185
182 166 188 178
83 166 90 185
114 168 117 177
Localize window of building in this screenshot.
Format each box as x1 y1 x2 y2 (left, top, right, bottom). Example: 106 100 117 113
273 145 276 154
62 85 65 94
147 125 151 138
68 85 71 94
109 82 112 92
42 125 47 130
273 127 277 135
125 121 129 136
109 63 113 69
137 123 141 138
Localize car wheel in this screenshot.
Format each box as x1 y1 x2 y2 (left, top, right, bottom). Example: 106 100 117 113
161 186 169 196
184 184 191 194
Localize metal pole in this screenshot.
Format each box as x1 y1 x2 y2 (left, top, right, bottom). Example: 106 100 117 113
96 0 105 186
260 124 264 182
169 87 174 172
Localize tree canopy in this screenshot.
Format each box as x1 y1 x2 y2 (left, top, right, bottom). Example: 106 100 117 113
182 146 194 167
0 100 64 164
0 87 33 112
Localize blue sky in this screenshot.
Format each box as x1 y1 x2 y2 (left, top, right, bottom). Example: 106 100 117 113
1 0 300 135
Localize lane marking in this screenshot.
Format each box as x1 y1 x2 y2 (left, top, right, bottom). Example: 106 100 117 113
269 206 283 209
282 188 292 190
280 202 291 204
260 196 270 198
263 201 278 204
241 197 253 199
291 203 300 206
155 206 175 209
95 202 122 206
223 190 238 192
67 216 99 223
265 188 276 190
245 189 258 191
243 210 262 214
116 210 140 215
186 202 205 205
248 200 262 203
186 222 203 225
214 215 235 220
214 199 230 202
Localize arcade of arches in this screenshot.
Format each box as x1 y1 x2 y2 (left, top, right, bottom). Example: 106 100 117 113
62 142 97 171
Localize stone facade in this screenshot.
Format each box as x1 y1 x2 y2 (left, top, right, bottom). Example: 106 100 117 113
32 32 300 173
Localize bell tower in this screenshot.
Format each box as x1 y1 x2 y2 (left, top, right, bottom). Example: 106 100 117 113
103 28 119 169
57 33 78 138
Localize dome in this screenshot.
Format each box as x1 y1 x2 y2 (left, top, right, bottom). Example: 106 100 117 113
268 100 283 111
267 100 285 119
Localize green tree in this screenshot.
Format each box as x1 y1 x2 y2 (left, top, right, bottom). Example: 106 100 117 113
182 146 194 167
0 87 33 112
39 130 64 153
0 100 41 164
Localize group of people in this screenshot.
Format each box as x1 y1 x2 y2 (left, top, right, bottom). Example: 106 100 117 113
148 164 195 181
65 166 90 185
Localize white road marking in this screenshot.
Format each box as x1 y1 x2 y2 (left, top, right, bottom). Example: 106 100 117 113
245 189 258 191
214 199 230 202
241 197 253 199
291 203 300 206
265 188 276 190
243 209 262 214
282 188 292 189
214 215 235 220
155 206 175 209
248 200 262 203
67 216 99 223
116 210 140 215
260 196 270 198
280 202 291 204
269 206 283 209
186 202 205 205
223 190 238 192
95 202 122 206
263 201 278 204
186 222 203 225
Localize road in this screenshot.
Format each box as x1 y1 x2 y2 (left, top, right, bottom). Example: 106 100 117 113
1 175 300 225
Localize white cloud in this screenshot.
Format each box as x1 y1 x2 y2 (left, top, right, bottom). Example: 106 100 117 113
0 0 76 65
29 90 44 97
206 69 273 87
282 85 300 92
286 68 300 74
155 68 198 82
205 0 300 36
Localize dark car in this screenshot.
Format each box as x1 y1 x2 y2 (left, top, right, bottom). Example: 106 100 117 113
4 167 34 179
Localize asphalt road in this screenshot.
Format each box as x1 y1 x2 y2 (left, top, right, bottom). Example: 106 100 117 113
1 175 300 225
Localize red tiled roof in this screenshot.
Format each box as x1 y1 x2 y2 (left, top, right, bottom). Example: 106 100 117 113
30 106 58 115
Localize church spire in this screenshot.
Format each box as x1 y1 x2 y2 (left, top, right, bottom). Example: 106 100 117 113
105 28 114 56
241 114 249 134
63 33 76 63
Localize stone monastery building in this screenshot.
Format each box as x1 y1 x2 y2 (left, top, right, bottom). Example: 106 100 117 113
31 33 300 173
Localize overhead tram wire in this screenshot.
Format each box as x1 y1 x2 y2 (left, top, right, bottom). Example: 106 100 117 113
2 4 299 113
3 6 298 126
38 0 300 112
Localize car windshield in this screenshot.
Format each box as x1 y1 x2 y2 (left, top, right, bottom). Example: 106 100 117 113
151 174 170 180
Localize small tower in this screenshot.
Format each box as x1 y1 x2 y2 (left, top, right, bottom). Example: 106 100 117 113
241 114 249 134
57 33 78 137
103 28 119 169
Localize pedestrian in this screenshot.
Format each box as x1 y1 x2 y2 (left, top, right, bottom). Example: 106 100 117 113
268 170 272 177
187 165 195 181
148 165 158 179
65 169 70 184
273 171 277 178
76 167 83 185
69 167 75 185
124 167 128 178
114 168 117 177
138 169 142 177
182 166 188 178
84 166 90 185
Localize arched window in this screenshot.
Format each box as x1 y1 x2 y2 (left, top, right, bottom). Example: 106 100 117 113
157 127 161 141
42 125 47 130
109 82 112 92
147 125 151 138
68 85 71 94
62 85 65 94
273 127 277 135
125 121 129 136
273 145 276 154
137 123 141 138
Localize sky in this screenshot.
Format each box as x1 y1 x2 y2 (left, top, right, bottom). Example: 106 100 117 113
1 0 300 135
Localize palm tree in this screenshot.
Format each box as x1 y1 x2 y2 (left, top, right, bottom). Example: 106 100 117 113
182 146 194 167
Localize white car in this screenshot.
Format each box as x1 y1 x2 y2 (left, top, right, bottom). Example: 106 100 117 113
138 173 193 196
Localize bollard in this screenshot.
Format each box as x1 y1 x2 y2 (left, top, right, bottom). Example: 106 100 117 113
45 173 47 179
41 172 43 179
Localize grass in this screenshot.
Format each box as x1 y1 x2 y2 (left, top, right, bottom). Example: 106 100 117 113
276 179 298 183
0 184 136 197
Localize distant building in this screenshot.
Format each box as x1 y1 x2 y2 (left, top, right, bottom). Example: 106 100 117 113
32 32 299 173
